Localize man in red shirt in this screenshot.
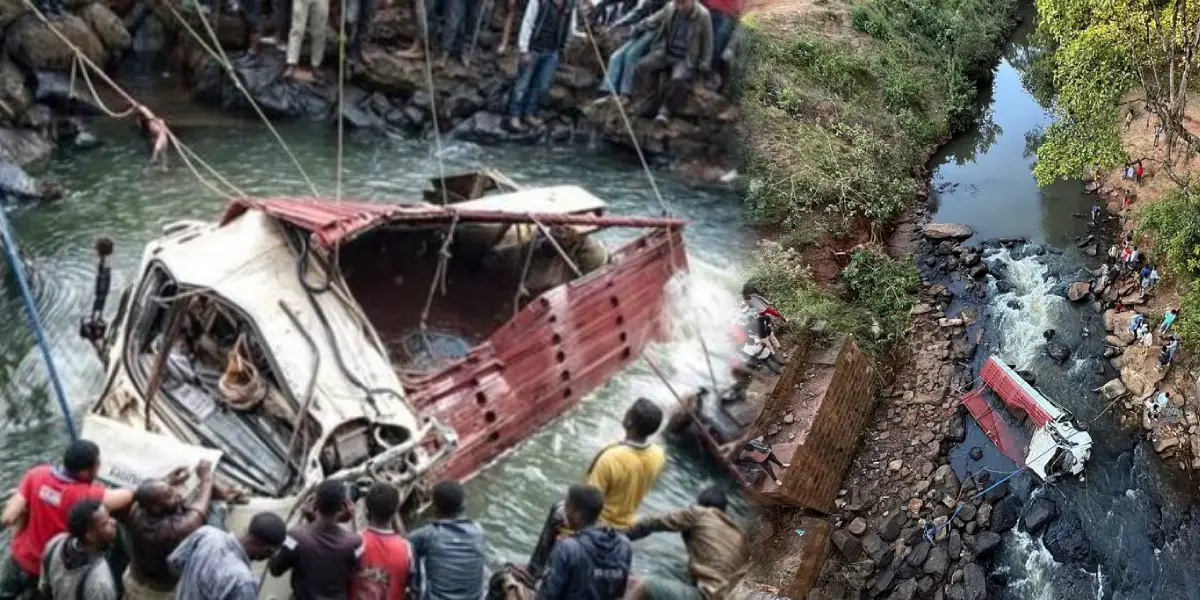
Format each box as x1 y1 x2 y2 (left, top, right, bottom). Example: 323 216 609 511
0 439 135 599
353 483 412 600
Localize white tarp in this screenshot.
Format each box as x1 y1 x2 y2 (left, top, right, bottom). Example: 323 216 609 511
81 415 223 494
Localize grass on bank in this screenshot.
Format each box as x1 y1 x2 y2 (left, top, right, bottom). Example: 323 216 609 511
747 243 919 356
1134 189 1200 342
736 0 1016 356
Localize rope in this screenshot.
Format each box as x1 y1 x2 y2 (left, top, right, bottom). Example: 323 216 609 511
529 215 583 278
20 0 247 199
512 227 541 317
577 22 723 394
416 0 450 205
0 194 77 440
578 20 666 213
418 213 459 331
164 0 322 196
71 56 136 118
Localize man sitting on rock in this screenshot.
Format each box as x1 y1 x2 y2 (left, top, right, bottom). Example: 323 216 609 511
596 0 669 101
507 0 580 130
631 0 712 123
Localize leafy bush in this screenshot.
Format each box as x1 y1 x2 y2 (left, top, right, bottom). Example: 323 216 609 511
1135 188 1200 277
745 243 918 356
740 0 1017 233
840 249 920 344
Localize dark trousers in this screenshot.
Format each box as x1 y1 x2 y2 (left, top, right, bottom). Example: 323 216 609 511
428 0 471 54
634 51 691 114
737 452 783 481
241 0 262 34
508 51 560 117
270 0 292 38
346 0 377 56
0 556 36 600
710 9 735 64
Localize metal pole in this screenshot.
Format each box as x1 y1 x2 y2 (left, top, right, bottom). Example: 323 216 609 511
0 204 77 440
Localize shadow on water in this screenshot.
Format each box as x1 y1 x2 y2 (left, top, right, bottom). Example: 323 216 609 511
930 8 1200 600
0 103 747 577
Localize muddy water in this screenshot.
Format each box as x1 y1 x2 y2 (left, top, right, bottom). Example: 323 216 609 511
930 12 1200 600
0 78 746 580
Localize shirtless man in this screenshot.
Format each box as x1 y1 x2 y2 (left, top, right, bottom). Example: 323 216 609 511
137 106 169 171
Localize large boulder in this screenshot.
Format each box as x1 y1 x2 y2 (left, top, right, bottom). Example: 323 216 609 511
76 2 130 52
0 57 32 121
1067 281 1090 302
6 13 105 72
0 126 53 166
1045 340 1071 363
0 0 30 30
1097 378 1127 402
192 50 334 120
1043 513 1094 566
923 223 973 240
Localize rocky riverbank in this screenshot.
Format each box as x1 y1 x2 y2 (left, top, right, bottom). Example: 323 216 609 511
1076 176 1200 478
0 0 127 195
124 0 738 173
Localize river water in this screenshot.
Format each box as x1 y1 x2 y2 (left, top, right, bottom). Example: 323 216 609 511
930 13 1200 600
0 78 746 580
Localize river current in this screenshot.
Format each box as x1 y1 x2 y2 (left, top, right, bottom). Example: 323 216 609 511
0 76 746 580
931 12 1200 600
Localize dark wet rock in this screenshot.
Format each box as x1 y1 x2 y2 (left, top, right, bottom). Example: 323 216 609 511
947 414 966 443
990 495 1020 533
1022 497 1058 535
967 531 1002 558
57 116 100 150
6 13 105 72
887 578 918 600
1045 340 1071 363
948 530 962 558
192 50 335 120
831 528 863 561
450 111 544 144
878 510 909 542
915 576 936 598
1004 297 1020 309
969 263 989 279
968 447 983 461
996 280 1014 294
0 126 53 166
862 530 894 567
906 540 931 567
0 158 60 200
1050 563 1101 597
1016 370 1035 385
77 2 130 52
0 57 32 121
983 481 1008 502
956 503 977 522
872 568 897 597
21 104 52 130
1043 329 1055 339
33 71 103 115
922 546 949 578
1043 513 1095 566
962 563 986 600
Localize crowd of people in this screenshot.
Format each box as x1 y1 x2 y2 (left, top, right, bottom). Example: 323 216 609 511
70 0 741 129
0 395 750 600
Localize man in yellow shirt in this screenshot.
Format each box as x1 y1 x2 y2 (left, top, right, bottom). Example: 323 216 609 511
585 398 666 529
521 398 664 583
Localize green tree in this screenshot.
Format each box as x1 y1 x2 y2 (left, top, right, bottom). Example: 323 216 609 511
1034 0 1200 186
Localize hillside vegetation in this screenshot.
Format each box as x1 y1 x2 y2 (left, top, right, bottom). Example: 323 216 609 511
738 0 1017 355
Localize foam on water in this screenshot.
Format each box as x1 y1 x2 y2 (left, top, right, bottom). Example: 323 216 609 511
986 250 1071 370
